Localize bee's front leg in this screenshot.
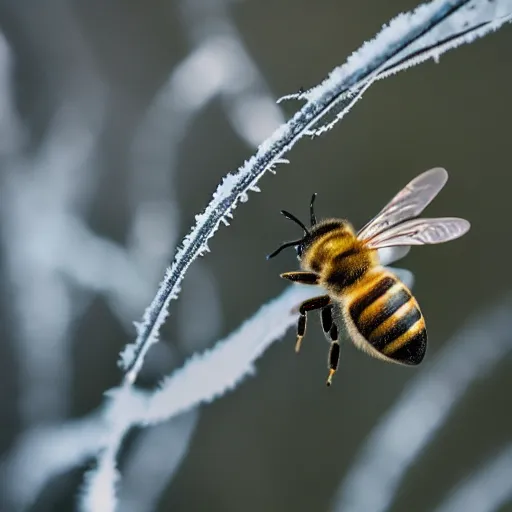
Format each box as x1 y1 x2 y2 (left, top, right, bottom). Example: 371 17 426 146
280 271 319 285
295 295 331 353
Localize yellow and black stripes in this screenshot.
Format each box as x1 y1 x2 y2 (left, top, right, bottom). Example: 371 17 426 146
381 322 426 363
358 284 412 338
348 272 427 365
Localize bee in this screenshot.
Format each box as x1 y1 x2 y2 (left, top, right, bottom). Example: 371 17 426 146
267 168 470 386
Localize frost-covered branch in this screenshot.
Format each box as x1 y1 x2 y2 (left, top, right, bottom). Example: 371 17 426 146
120 0 512 385
434 444 512 512
330 295 512 512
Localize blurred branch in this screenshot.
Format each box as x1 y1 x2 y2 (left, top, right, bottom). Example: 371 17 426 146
1 95 105 426
79 445 120 512
119 0 512 386
0 33 25 155
434 444 512 512
118 410 200 512
331 295 512 512
0 410 107 510
180 0 285 146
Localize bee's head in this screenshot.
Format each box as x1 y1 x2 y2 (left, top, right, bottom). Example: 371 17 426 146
267 194 341 261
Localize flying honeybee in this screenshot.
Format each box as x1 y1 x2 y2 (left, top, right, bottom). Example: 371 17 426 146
267 168 470 386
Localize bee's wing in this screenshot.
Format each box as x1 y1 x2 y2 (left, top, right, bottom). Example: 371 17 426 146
364 217 470 249
377 246 411 266
357 167 448 242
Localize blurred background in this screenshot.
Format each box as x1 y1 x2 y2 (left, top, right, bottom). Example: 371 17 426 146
0 0 511 511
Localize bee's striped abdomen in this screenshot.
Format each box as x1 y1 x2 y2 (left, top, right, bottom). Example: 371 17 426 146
348 271 427 365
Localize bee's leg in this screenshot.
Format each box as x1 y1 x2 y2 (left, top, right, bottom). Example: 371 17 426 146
326 322 340 387
280 271 319 285
296 295 330 353
320 304 334 336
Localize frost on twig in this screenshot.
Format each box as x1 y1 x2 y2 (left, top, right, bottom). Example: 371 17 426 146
120 0 512 385
434 444 512 512
138 285 317 423
331 295 512 512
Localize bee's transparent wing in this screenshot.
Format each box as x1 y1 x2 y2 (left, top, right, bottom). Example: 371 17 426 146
357 167 448 242
364 217 470 249
377 246 411 266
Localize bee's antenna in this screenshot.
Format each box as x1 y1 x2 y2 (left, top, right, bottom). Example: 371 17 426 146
266 238 304 260
266 208 309 259
280 210 310 235
310 193 317 226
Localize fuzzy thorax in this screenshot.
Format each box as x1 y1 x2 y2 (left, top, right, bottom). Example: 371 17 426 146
299 218 378 292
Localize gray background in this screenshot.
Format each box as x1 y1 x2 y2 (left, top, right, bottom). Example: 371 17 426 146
0 1 511 511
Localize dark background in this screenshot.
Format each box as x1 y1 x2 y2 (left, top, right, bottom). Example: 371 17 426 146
0 1 511 511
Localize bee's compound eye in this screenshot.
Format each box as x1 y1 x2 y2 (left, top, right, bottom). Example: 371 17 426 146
296 245 303 258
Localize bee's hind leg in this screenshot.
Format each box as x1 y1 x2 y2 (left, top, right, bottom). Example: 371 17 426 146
326 321 340 387
295 295 330 353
